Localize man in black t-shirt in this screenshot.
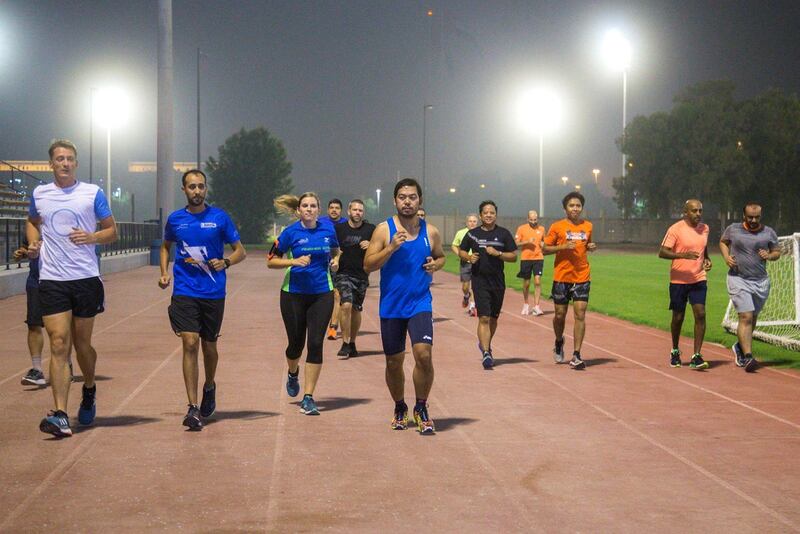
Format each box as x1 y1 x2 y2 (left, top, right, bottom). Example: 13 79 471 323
459 200 518 370
333 199 376 359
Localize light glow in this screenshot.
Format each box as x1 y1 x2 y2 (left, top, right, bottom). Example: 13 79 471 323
515 86 562 136
602 30 631 71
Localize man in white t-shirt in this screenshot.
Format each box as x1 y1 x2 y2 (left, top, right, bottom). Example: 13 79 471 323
27 139 118 438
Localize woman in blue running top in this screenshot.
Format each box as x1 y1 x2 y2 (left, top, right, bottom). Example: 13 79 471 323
268 193 340 416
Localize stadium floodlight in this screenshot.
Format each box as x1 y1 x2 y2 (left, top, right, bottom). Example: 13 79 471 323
602 29 631 217
592 169 600 183
515 86 562 218
93 88 129 201
376 188 381 213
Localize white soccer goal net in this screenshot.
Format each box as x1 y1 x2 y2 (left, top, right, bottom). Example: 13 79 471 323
722 233 800 350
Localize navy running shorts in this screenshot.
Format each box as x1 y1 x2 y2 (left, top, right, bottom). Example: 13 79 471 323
668 281 707 311
551 281 591 305
380 311 433 355
459 261 472 282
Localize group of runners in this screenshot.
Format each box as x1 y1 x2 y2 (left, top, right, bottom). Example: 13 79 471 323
18 139 782 438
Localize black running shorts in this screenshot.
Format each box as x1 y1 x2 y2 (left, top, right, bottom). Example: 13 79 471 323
25 284 44 327
472 277 505 318
168 295 226 341
551 281 591 305
333 273 369 311
516 259 544 280
39 277 105 318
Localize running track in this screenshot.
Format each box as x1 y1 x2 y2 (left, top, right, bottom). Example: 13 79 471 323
1 254 798 532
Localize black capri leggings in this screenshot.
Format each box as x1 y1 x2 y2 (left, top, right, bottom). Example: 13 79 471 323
279 290 334 364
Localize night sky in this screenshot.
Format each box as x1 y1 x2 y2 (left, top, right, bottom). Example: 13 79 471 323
1 0 799 217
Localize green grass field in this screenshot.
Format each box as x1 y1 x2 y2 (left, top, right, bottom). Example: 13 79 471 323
443 250 800 368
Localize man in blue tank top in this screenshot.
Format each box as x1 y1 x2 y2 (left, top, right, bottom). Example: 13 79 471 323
364 178 445 434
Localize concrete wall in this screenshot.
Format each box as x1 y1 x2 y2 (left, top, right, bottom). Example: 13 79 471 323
0 251 149 300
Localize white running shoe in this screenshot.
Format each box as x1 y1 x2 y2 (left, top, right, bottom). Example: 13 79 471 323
521 304 530 315
532 305 543 316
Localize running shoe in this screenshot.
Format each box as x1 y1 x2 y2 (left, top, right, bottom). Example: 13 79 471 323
391 403 409 430
349 342 359 357
299 395 320 415
78 385 96 425
521 303 530 315
40 410 72 438
743 354 759 373
670 349 682 368
482 351 494 370
182 404 203 431
413 405 435 434
327 325 338 340
732 342 746 367
689 353 709 370
553 338 565 364
569 352 586 370
21 368 46 386
337 342 352 359
532 305 543 316
200 382 216 417
286 372 300 397
462 294 470 308
468 305 477 317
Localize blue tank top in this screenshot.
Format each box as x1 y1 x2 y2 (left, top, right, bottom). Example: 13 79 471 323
379 217 433 318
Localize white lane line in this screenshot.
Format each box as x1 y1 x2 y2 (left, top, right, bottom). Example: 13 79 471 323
437 309 800 531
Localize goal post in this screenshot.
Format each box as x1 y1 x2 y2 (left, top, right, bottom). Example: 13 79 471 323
721 233 800 351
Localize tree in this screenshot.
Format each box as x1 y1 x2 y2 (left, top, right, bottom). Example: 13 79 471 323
206 128 293 243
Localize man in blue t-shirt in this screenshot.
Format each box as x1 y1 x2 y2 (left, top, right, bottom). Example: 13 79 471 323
158 169 246 431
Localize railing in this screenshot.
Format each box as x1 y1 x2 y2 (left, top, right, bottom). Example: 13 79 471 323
0 160 45 198
1 218 160 270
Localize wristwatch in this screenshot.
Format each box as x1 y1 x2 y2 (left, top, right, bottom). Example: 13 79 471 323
223 258 231 269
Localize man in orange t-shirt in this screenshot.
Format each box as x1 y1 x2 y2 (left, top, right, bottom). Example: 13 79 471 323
543 192 596 370
515 210 546 316
658 199 712 370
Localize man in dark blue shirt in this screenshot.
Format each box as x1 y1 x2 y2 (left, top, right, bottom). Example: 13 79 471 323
319 198 348 340
158 169 246 431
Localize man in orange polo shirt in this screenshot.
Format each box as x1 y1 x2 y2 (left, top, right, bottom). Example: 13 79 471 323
515 210 546 316
543 192 596 370
658 199 712 370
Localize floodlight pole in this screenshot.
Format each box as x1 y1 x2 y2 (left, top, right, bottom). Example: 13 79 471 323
538 132 544 218
106 127 112 202
621 69 628 219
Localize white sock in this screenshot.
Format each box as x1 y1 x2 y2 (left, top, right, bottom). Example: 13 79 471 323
31 356 42 371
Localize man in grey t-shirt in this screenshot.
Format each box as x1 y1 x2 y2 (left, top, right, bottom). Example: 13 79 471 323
719 201 781 372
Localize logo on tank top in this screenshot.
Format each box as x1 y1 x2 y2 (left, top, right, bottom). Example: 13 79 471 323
200 222 217 228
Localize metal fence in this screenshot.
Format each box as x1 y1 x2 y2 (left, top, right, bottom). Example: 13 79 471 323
1 218 160 270
0 160 45 198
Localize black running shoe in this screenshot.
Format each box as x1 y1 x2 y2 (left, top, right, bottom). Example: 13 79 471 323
553 338 565 364
337 342 352 359
21 368 46 386
569 352 586 370
689 353 709 370
349 342 358 357
670 349 682 368
732 343 746 367
482 351 494 370
743 355 759 373
78 385 96 426
183 404 203 431
200 383 216 417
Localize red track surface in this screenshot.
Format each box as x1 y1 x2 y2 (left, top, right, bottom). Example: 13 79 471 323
1 254 798 532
